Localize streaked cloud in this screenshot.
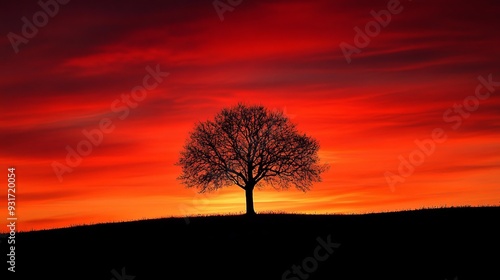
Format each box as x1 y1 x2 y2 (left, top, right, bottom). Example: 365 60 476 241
1 0 499 231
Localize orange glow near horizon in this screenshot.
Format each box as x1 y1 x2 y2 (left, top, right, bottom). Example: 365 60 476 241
1 0 500 232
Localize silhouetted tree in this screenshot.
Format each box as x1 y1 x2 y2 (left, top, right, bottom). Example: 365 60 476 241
176 103 328 215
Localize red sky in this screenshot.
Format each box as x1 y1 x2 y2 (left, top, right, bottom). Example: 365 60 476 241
1 0 499 232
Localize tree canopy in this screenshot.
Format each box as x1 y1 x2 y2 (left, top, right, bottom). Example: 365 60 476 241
177 103 328 214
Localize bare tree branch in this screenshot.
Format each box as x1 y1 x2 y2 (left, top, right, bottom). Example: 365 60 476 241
176 103 329 213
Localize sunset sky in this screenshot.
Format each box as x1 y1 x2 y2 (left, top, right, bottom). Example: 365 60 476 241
1 0 499 232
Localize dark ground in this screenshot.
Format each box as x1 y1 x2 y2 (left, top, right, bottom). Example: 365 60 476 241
2 206 500 280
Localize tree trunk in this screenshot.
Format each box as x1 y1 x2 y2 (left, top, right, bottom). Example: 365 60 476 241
245 185 256 215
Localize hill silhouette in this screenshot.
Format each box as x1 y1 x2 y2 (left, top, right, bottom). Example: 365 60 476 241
3 206 500 279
